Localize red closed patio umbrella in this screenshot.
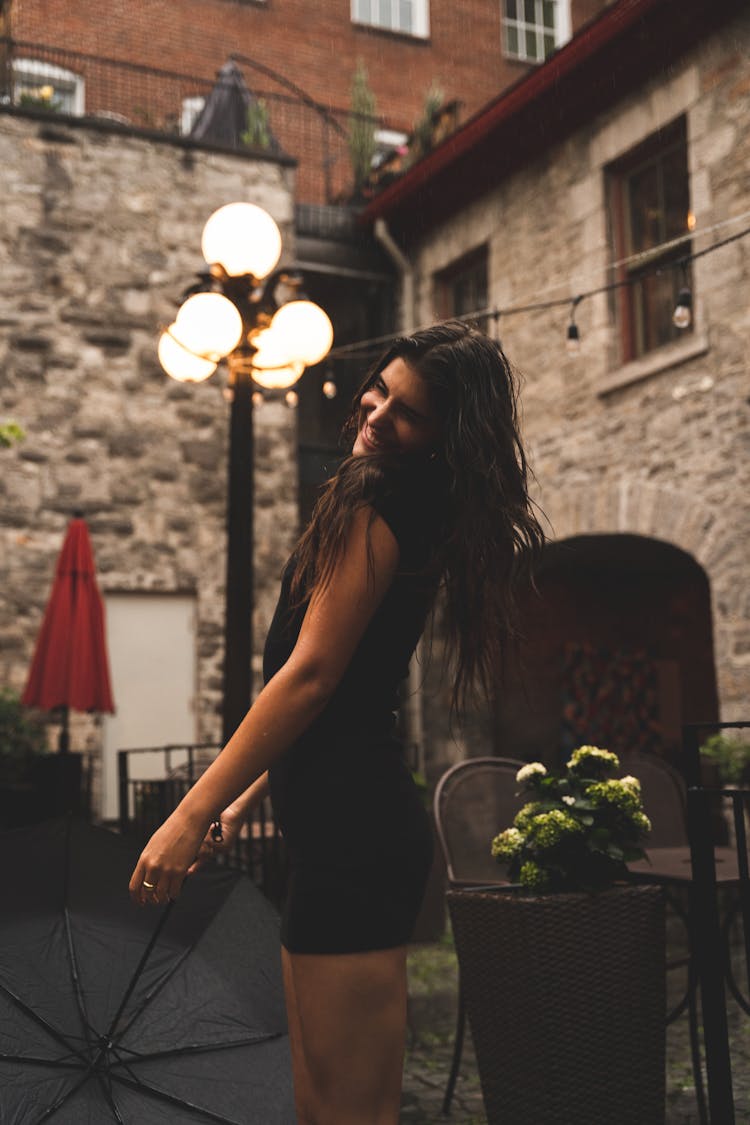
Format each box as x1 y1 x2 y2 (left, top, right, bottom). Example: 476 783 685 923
22 514 115 752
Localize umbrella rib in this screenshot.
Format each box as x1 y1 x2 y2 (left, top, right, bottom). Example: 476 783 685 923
63 904 98 1048
111 940 194 1045
30 1063 102 1125
109 1072 248 1125
109 1030 284 1067
103 898 176 1043
0 1052 82 1069
0 979 89 1064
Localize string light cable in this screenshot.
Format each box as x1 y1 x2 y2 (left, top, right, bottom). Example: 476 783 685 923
324 219 750 363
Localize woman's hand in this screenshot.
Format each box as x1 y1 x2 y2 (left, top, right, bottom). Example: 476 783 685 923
128 807 209 906
187 803 245 875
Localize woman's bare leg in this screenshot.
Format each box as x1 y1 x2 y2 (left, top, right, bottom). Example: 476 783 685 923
281 947 316 1125
281 944 408 1125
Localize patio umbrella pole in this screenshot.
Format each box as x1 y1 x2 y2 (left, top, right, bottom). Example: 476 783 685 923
59 706 70 754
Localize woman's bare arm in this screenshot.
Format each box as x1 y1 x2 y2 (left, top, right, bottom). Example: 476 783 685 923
129 507 398 903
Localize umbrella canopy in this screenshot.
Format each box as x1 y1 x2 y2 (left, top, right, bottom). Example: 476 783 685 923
0 819 295 1124
22 517 114 741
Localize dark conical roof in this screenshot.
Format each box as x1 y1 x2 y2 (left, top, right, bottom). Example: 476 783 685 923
189 59 284 154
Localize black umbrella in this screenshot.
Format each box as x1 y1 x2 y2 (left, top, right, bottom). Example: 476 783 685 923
0 819 295 1124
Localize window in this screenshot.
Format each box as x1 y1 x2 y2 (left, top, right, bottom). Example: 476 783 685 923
607 118 693 363
352 0 430 39
181 96 206 136
434 246 488 320
13 59 85 115
502 0 571 63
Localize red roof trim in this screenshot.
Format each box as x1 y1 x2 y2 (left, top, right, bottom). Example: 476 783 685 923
361 0 739 231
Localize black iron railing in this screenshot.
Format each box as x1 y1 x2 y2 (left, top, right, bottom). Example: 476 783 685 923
684 720 750 1124
0 37 386 205
117 743 286 905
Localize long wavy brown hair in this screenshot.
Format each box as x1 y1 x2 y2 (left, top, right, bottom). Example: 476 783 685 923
290 319 545 712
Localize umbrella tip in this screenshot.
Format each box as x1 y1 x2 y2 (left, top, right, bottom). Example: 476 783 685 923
73 509 84 519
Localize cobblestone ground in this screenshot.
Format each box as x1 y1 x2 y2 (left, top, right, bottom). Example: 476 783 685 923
401 921 750 1124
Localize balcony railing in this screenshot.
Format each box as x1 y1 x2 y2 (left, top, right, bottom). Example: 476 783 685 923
0 37 385 206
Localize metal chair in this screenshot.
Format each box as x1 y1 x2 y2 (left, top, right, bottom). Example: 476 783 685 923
433 755 525 1114
619 750 689 846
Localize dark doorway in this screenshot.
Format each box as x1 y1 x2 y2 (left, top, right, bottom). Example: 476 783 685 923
494 534 719 767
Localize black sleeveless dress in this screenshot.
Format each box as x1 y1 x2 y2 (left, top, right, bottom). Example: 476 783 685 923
264 463 439 954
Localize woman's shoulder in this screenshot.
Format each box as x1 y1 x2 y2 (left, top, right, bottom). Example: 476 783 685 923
337 453 443 557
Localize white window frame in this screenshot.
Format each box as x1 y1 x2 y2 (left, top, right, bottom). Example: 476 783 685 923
351 0 430 39
501 0 571 64
181 95 206 136
13 59 85 115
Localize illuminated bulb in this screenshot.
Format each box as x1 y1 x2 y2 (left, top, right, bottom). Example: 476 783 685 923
322 379 338 399
252 391 264 409
158 325 217 382
672 288 692 330
251 327 305 389
285 390 299 408
566 322 581 355
270 300 334 366
201 202 282 279
174 292 243 359
687 211 696 232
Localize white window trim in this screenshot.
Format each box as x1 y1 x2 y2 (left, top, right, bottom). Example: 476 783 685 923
351 0 430 39
13 58 85 115
181 95 206 136
501 0 571 64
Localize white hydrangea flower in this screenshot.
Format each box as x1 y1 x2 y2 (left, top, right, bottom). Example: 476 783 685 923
562 795 576 806
620 775 641 791
516 762 547 784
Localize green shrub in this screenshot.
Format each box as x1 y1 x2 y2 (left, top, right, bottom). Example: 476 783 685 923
0 689 48 784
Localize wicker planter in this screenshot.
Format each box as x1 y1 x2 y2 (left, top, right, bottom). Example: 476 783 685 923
448 883 666 1125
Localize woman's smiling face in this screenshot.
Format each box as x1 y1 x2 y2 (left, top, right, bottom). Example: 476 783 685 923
352 357 442 458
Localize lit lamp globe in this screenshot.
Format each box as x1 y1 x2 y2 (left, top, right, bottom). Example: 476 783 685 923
270 300 334 366
201 202 282 280
174 292 244 360
158 325 217 383
251 328 305 390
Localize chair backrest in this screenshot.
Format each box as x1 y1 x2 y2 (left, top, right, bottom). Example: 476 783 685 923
433 756 526 885
619 751 688 847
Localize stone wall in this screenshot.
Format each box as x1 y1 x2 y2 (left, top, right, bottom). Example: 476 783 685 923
410 11 750 774
0 111 299 809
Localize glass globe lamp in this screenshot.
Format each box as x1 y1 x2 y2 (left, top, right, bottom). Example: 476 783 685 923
158 325 217 382
201 202 282 279
175 292 244 360
269 300 334 366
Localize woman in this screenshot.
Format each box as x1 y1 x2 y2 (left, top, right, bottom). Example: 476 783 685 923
129 319 544 1124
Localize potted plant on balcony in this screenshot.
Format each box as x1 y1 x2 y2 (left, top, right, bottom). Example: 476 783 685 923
447 746 665 1125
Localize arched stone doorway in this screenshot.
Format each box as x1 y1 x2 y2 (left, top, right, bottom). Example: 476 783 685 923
494 534 719 767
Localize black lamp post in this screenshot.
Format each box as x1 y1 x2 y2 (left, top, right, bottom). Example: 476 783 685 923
158 202 333 744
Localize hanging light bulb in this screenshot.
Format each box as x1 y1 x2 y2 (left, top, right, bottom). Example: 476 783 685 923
174 292 244 360
201 202 282 279
285 390 299 408
673 287 692 330
158 325 217 382
565 296 582 355
269 300 334 366
322 379 338 400
252 391 265 409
